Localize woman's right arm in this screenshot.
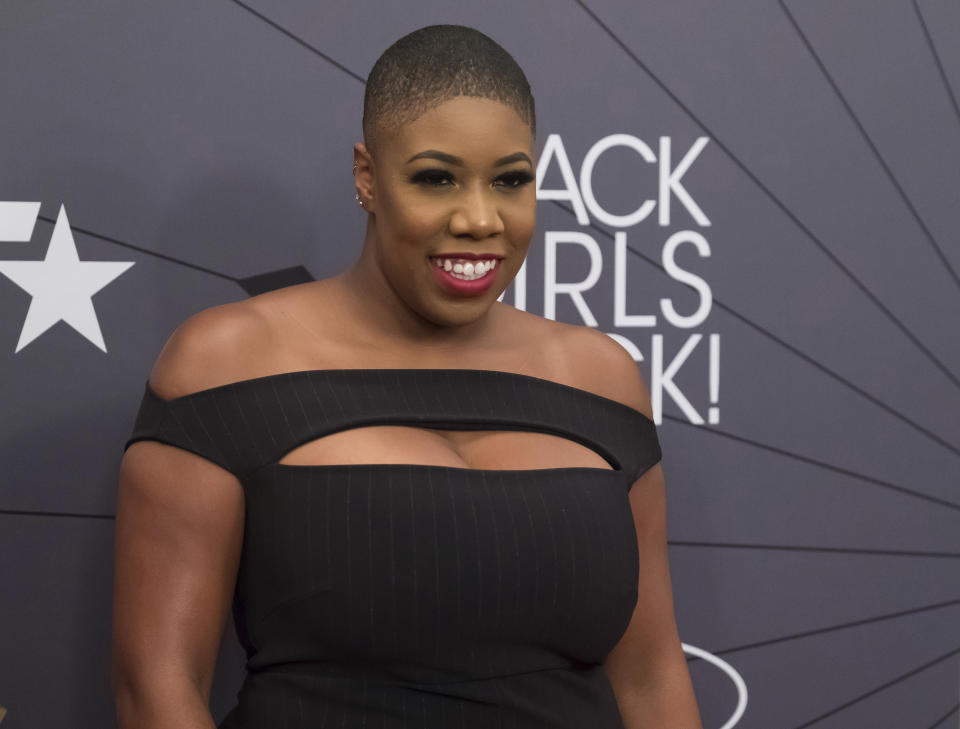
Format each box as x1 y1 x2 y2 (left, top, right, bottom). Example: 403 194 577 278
112 307 255 729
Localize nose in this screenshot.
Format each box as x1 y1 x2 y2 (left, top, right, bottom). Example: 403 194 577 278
449 185 505 239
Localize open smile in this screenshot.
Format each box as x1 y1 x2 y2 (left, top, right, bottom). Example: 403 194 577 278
429 255 499 280
428 255 499 295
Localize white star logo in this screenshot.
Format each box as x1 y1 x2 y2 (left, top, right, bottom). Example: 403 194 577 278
0 204 135 352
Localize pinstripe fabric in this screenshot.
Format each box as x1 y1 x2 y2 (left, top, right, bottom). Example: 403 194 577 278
122 368 662 729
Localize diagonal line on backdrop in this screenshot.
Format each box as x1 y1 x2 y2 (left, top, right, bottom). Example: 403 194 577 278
787 644 960 729
550 199 960 458
8 502 960 553
572 0 960 391
923 703 959 729
36 214 239 283
698 597 960 658
5 498 959 552
780 0 960 292
0 508 114 519
670 541 960 559
913 0 960 129
663 412 960 511
659 339 958 462
225 0 366 83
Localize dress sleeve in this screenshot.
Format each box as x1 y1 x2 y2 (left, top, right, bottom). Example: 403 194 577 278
123 380 241 478
630 417 663 482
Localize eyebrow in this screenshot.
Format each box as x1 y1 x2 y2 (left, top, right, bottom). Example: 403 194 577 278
406 150 533 167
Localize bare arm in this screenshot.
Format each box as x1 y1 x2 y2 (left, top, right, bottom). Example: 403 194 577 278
112 307 254 728
112 438 244 728
569 327 703 728
604 462 703 728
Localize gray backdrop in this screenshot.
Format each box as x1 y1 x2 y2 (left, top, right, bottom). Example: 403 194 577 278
1 1 959 727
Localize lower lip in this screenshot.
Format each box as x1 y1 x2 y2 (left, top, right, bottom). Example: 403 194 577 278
430 258 498 296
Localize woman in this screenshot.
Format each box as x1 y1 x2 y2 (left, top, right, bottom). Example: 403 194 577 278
112 24 702 729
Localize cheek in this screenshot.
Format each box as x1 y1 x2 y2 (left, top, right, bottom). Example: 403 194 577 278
504 199 537 246
380 193 447 247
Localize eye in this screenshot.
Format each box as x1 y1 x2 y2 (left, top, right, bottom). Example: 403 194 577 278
410 168 454 187
494 169 534 189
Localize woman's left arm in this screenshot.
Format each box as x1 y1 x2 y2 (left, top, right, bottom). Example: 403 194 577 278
603 462 703 729
568 326 703 728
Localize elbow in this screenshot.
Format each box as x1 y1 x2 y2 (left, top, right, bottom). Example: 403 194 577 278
112 663 212 729
112 664 156 729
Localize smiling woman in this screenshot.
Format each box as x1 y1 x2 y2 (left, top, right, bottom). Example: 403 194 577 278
113 23 702 729
352 95 537 322
352 94 536 306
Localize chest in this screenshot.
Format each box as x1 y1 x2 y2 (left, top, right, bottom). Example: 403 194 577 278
276 425 614 471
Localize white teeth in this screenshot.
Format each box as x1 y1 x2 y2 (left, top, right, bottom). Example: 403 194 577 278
431 256 498 281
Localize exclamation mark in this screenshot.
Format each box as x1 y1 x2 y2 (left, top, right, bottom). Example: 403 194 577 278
708 334 720 424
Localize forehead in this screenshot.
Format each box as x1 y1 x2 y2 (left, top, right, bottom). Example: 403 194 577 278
379 96 534 163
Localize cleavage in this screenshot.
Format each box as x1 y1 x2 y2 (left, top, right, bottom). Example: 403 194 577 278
276 425 614 471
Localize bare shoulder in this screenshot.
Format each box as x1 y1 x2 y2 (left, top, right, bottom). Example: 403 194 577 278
497 305 654 419
559 323 654 420
148 300 276 400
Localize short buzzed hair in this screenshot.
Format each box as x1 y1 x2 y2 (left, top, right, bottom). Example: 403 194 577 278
362 24 536 155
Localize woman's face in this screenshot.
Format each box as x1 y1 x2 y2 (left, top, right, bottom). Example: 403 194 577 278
358 95 536 328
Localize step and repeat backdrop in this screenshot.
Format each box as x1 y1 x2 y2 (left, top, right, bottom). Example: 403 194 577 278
2 1 959 727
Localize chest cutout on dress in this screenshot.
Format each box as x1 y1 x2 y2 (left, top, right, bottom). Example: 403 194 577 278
275 426 615 471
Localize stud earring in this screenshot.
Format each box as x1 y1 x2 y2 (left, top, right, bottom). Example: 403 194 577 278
355 192 365 207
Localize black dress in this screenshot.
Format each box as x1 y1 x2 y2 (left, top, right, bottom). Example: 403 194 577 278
123 368 662 728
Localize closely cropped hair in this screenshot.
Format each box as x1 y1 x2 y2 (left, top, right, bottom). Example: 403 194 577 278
362 25 536 153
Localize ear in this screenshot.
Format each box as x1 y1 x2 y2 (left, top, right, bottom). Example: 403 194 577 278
353 142 376 213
